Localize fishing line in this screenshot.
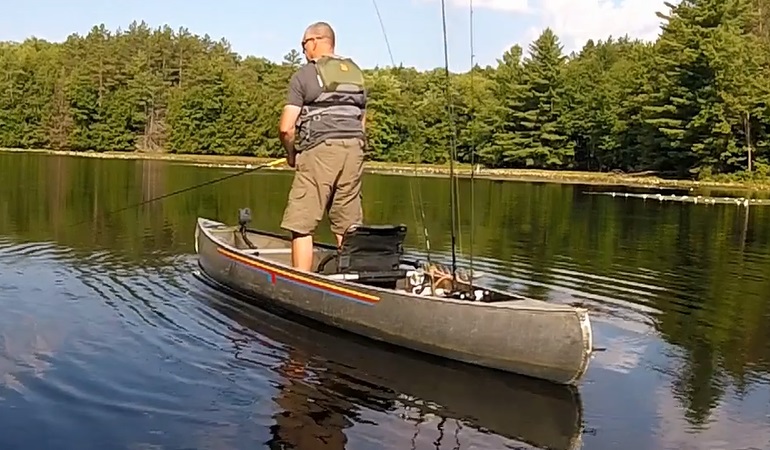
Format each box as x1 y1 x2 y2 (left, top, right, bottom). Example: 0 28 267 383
371 0 396 65
68 158 286 228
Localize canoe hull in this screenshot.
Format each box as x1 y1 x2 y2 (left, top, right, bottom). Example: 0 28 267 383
195 217 593 385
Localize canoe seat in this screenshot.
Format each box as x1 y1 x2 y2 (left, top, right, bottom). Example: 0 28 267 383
317 223 408 287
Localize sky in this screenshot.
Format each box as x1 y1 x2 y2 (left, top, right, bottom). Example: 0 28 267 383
0 0 678 71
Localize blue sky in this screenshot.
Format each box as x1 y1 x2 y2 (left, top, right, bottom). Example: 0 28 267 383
0 0 675 71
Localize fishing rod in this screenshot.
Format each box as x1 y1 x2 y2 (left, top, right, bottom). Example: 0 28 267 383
439 0 460 285
68 157 286 228
371 0 434 271
468 0 476 293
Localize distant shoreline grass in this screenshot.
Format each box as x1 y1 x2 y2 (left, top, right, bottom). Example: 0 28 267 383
3 147 770 193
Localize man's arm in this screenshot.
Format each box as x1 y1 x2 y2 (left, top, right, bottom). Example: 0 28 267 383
361 89 367 130
279 72 304 167
279 105 301 166
360 90 367 148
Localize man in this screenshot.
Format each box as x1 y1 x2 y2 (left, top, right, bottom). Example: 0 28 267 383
278 21 368 271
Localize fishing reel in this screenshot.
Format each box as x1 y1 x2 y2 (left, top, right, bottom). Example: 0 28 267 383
238 208 252 228
406 267 428 295
406 261 489 301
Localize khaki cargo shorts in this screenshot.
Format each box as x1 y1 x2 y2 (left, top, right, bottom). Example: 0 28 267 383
280 138 365 236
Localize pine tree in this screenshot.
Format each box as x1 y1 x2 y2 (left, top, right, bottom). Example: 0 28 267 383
499 29 572 168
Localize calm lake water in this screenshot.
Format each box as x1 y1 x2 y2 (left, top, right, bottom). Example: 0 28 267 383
1 151 769 450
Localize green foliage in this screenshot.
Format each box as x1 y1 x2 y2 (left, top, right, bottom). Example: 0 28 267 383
1 4 770 178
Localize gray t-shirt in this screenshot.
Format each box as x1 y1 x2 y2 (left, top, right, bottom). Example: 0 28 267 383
286 63 324 107
285 61 367 148
286 62 368 108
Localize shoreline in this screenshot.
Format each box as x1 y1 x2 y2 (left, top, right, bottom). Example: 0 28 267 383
3 147 769 193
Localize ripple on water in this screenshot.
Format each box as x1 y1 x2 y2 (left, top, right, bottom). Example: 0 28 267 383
0 240 74 262
0 243 283 448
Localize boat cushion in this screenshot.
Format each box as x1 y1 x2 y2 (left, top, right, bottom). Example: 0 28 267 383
329 224 407 274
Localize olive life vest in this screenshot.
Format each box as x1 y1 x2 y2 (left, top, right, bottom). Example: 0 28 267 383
294 56 367 151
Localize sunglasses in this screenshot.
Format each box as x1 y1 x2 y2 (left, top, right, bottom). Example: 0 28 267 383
301 36 323 48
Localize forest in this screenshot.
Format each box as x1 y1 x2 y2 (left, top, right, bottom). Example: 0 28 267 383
0 0 769 181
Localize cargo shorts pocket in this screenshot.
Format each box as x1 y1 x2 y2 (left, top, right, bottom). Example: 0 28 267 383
289 185 306 201
294 151 304 172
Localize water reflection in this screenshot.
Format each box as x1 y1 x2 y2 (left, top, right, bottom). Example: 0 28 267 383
0 315 65 398
2 151 770 448
268 348 354 449
0 239 71 399
195 273 584 450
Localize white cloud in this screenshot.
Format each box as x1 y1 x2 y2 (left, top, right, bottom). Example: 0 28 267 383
462 0 679 53
537 0 673 51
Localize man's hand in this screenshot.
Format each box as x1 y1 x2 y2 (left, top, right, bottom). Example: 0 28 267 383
287 150 296 168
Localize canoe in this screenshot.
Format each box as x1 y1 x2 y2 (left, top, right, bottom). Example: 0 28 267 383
195 275 585 450
194 210 594 385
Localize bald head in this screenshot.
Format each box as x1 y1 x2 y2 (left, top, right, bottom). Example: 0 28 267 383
304 21 335 47
301 21 336 61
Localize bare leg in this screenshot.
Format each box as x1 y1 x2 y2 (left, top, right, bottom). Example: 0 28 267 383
335 233 343 248
291 233 314 271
